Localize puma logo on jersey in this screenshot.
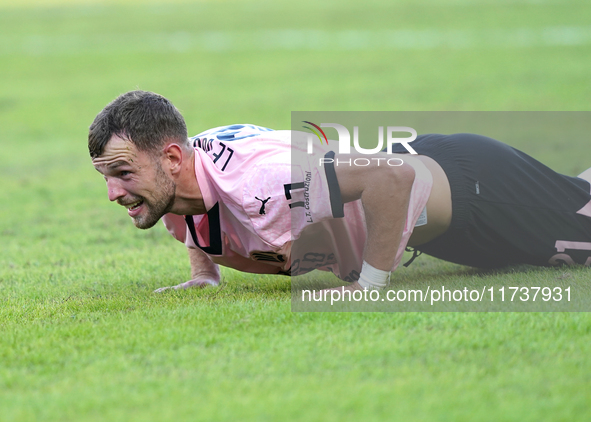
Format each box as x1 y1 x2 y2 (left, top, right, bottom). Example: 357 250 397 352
255 196 271 215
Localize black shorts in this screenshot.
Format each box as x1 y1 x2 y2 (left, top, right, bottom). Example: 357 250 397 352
391 133 591 268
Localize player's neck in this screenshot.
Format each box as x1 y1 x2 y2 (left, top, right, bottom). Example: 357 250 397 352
170 153 207 215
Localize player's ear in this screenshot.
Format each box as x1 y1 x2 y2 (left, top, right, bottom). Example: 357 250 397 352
163 143 183 175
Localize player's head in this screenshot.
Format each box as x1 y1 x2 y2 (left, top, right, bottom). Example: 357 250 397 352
88 90 189 159
89 91 189 229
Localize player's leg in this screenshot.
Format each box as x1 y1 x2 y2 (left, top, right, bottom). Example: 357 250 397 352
392 133 591 268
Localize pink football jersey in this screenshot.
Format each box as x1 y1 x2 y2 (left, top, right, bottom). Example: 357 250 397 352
161 124 433 281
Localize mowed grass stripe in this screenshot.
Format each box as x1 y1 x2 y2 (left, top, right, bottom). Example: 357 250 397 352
2 27 591 56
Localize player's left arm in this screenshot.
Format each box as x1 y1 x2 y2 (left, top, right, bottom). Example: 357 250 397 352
153 247 220 293
334 153 415 290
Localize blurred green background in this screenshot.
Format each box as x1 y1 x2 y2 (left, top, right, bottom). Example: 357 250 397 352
1 0 591 421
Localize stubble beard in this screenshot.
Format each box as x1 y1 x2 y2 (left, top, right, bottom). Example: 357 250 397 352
132 162 176 230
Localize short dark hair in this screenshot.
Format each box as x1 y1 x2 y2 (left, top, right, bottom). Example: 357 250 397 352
88 90 188 159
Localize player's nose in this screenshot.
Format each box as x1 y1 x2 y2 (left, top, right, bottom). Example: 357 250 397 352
106 179 126 202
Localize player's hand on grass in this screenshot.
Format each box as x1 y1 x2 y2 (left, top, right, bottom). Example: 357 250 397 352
153 277 219 293
154 249 222 293
153 262 221 293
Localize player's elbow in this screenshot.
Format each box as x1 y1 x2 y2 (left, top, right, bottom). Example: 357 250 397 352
382 160 416 192
375 161 416 206
357 161 415 216
336 156 415 202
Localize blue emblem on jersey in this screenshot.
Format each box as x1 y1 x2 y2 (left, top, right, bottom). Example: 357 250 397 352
193 124 274 143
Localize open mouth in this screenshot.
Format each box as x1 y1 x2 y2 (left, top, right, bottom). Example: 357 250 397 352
124 200 145 217
126 200 144 211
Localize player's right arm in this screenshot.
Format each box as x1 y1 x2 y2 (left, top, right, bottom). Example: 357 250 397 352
333 153 415 290
154 247 220 292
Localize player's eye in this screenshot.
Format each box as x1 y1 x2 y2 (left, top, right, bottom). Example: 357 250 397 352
119 171 131 177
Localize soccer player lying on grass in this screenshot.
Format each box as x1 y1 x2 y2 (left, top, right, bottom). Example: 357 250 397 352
89 91 591 292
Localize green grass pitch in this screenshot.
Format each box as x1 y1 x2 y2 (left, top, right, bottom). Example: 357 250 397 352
1 0 591 420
